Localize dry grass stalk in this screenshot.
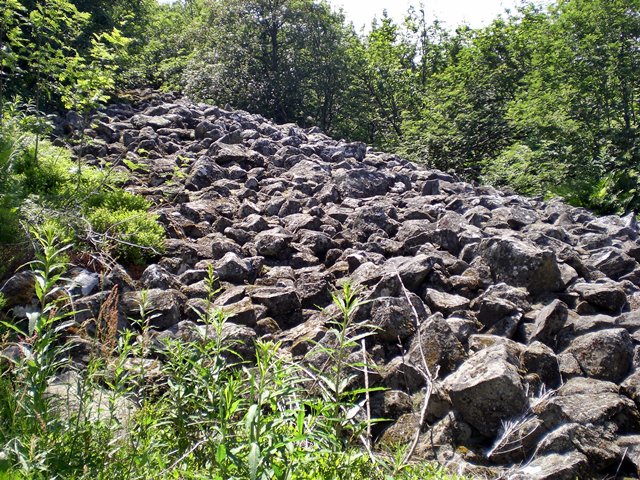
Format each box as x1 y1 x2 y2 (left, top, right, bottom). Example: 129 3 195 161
95 285 120 358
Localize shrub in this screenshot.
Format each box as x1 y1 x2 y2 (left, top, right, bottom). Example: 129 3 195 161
0 102 165 269
88 205 165 265
480 143 566 197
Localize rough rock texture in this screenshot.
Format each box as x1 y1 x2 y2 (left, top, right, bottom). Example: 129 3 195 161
443 345 527 437
4 90 640 478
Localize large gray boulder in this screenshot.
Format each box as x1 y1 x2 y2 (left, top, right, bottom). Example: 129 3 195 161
443 345 527 437
369 295 424 343
564 328 634 383
333 168 392 199
572 281 628 313
123 289 186 330
408 313 466 375
478 237 563 294
533 377 640 433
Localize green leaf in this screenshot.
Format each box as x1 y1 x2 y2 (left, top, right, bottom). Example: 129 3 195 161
245 403 259 440
248 442 260 480
215 443 227 464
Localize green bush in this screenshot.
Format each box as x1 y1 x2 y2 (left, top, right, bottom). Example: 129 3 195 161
480 143 566 197
86 188 150 212
0 103 165 268
556 170 640 216
88 205 165 265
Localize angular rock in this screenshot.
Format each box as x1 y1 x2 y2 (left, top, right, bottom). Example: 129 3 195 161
533 377 640 433
572 282 628 314
334 168 392 199
520 341 561 389
531 299 568 348
123 289 186 330
590 247 637 280
512 452 589 480
443 345 527 437
0 271 35 307
381 356 426 392
221 297 257 327
408 313 466 375
378 413 420 447
621 371 640 408
249 287 301 318
185 156 226 190
478 237 563 294
381 255 436 291
425 289 470 316
369 390 413 420
254 229 293 259
141 264 180 290
370 295 425 343
536 423 622 471
564 328 633 383
214 252 253 283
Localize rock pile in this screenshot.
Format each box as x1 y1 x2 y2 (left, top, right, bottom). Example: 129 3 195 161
5 91 640 478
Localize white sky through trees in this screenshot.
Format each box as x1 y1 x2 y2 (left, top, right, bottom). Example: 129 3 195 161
158 1 550 30
330 0 547 30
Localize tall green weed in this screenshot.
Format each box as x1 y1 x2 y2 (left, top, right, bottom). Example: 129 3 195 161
0 243 464 479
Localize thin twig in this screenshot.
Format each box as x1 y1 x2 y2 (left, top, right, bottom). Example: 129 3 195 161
395 271 437 466
361 338 371 448
158 439 206 476
614 447 628 479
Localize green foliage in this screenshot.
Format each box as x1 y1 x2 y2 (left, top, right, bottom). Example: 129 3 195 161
394 0 639 213
481 142 567 197
0 104 165 268
0 226 77 477
58 27 131 113
88 203 165 265
5 0 640 215
86 189 164 264
1 0 132 112
0 260 463 479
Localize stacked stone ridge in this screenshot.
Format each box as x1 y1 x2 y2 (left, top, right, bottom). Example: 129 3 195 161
5 91 640 479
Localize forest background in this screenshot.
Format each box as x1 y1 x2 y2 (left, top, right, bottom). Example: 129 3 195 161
1 0 639 214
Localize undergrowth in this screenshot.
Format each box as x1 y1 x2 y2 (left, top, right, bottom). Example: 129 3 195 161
0 227 463 480
0 102 165 274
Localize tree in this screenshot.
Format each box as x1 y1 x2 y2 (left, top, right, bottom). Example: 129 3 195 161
503 0 640 211
1 0 131 111
178 0 355 128
351 15 417 148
